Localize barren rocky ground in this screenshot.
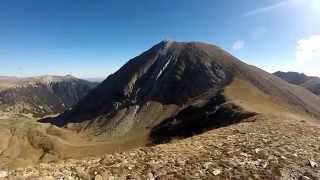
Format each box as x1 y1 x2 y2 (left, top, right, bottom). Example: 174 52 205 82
2 114 319 180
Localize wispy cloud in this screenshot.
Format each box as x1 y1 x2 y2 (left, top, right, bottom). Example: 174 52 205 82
232 40 245 51
242 0 289 17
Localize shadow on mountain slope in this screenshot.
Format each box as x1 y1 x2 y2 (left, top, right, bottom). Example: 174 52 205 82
149 92 257 144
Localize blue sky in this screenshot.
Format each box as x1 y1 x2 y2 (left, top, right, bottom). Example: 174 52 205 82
0 0 319 78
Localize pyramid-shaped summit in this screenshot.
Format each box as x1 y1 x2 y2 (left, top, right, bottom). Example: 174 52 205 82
49 40 320 142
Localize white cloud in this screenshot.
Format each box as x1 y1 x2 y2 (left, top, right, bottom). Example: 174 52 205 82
296 35 320 63
232 40 245 51
289 35 320 76
242 1 289 17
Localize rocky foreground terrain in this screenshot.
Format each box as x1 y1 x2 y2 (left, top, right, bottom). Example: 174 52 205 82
1 114 319 180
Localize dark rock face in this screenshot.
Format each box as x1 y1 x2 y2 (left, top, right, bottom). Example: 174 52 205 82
0 76 97 117
53 41 231 126
274 71 320 95
50 80 96 108
131 42 229 105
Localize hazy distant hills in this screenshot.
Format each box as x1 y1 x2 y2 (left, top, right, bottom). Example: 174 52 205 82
49 41 320 143
274 71 320 95
0 75 98 117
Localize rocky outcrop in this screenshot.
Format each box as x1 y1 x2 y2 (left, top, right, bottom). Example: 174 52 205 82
0 75 97 117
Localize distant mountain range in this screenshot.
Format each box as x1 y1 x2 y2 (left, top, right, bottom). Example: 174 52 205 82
274 71 320 95
0 75 98 117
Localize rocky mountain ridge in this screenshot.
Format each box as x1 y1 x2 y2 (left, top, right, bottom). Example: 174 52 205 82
274 71 320 95
0 75 98 117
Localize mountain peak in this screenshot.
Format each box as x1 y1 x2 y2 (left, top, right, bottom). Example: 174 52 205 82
161 39 173 43
49 41 320 141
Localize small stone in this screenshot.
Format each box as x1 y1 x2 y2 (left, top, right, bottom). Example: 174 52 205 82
0 171 8 178
300 175 311 180
147 172 155 180
281 156 287 159
232 129 240 133
240 152 250 157
309 159 318 168
255 148 261 153
203 162 213 169
95 174 103 180
212 169 221 176
56 177 64 180
126 175 135 179
176 160 186 166
262 161 268 168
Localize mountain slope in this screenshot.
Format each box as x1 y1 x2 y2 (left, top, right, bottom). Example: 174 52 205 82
0 75 97 117
49 41 320 142
302 78 320 95
274 71 320 95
